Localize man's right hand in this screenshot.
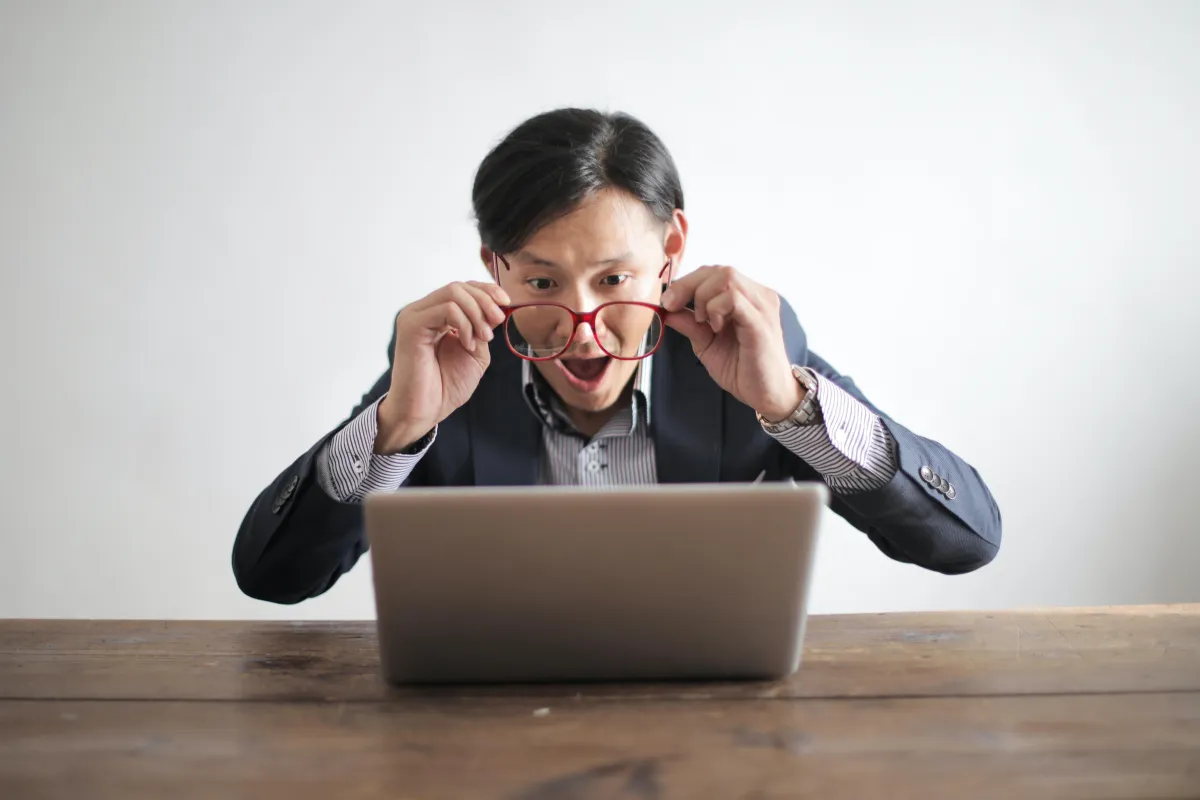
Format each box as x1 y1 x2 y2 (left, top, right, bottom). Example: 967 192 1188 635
375 281 510 454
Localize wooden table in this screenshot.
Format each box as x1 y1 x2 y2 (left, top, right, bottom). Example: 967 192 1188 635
1 606 1197 798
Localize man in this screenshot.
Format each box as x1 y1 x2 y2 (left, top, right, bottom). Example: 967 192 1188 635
233 108 1001 605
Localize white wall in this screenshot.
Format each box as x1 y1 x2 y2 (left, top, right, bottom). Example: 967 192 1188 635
2 0 1198 620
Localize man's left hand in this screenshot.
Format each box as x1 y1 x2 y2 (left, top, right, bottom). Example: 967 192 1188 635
660 266 803 422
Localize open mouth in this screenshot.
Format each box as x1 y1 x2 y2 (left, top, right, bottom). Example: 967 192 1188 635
556 355 611 392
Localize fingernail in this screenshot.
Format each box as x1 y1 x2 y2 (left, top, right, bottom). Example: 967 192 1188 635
660 289 674 308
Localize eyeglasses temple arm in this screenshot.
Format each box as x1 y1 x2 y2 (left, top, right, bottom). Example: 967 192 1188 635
491 252 511 286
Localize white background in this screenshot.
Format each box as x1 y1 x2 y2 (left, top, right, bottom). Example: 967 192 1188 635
2 1 1197 620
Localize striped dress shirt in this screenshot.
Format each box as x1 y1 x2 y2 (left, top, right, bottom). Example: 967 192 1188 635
315 354 898 501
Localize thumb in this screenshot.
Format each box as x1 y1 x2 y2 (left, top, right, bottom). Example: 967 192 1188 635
664 310 715 354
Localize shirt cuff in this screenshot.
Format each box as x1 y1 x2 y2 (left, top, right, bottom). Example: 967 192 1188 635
314 395 435 502
763 373 898 494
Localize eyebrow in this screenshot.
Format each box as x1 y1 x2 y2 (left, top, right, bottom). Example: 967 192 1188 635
517 251 634 268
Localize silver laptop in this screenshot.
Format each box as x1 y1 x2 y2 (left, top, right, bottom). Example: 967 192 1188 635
364 481 827 684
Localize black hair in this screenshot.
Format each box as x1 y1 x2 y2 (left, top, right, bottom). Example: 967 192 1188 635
472 108 684 255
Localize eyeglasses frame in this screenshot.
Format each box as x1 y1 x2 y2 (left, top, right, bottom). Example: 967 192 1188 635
490 253 674 362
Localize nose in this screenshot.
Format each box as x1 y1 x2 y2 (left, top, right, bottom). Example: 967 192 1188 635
557 286 603 352
570 318 600 350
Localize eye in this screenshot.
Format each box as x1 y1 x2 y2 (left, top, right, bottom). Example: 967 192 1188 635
600 274 631 287
525 277 555 291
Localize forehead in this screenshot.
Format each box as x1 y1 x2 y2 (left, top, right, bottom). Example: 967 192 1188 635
515 189 662 267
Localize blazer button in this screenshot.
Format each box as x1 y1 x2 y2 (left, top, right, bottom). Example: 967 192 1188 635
919 466 934 482
945 485 957 500
937 477 949 492
273 475 300 514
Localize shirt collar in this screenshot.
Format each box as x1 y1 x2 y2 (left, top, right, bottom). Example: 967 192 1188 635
521 356 654 436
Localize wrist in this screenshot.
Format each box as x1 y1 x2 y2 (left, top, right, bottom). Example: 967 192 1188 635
757 361 807 422
758 382 806 424
375 398 434 455
757 365 822 430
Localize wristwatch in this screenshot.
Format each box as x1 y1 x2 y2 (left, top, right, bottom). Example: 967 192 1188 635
757 365 822 432
398 427 436 455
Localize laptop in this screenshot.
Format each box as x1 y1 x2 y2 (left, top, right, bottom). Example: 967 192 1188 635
364 481 827 684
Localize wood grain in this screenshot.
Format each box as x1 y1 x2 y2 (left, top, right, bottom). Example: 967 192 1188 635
2 606 1197 702
2 693 1197 799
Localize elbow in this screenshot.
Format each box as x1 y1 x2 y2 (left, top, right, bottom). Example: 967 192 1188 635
932 534 999 575
232 520 364 606
922 483 1003 575
231 516 316 606
232 549 308 605
231 445 363 605
229 556 304 606
233 538 344 605
942 492 1003 574
929 506 1002 575
871 510 1002 576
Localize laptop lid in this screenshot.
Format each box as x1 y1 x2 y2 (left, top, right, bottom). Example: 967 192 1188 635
364 482 827 683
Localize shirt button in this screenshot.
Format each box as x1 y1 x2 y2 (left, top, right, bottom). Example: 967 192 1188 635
352 459 364 475
587 461 601 473
834 426 847 445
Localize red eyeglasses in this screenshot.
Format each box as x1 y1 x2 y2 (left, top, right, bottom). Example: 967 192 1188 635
491 254 672 362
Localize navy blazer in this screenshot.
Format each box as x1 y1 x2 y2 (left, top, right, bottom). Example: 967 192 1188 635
233 300 1001 604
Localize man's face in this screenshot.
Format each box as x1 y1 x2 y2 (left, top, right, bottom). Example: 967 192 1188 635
489 189 682 415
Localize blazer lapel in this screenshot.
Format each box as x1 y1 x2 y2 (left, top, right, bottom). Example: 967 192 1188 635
469 339 541 486
651 329 723 484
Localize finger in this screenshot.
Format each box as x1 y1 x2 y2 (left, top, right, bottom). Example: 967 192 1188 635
691 271 734 325
445 304 480 353
411 280 506 315
663 310 716 356
465 280 511 310
440 322 494 368
419 300 477 352
446 283 494 342
461 282 508 329
659 266 713 312
704 291 736 332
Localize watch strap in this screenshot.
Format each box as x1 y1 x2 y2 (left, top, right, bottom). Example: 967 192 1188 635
757 366 822 432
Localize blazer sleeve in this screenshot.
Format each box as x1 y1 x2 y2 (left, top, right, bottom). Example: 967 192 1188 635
232 330 401 604
778 298 1002 574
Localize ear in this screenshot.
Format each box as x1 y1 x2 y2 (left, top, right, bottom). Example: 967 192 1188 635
479 245 494 275
662 209 689 284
